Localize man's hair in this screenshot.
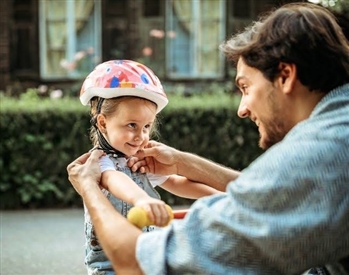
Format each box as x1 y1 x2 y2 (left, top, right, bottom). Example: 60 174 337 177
220 2 349 93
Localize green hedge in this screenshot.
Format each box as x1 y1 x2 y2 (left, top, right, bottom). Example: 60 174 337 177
0 92 263 209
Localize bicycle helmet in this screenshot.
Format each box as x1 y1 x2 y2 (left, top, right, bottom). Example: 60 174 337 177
80 60 168 113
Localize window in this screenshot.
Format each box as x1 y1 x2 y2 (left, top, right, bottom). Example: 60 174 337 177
166 0 226 79
39 0 101 80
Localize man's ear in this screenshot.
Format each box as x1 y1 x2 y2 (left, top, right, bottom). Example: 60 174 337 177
278 62 297 94
96 114 107 133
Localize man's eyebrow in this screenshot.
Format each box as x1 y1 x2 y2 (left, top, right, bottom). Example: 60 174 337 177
235 76 243 87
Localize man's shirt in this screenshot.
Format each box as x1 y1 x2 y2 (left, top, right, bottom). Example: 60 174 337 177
136 84 349 274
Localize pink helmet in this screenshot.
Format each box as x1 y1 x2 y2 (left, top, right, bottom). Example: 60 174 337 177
79 60 168 113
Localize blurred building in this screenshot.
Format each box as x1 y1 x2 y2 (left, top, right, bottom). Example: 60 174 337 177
1 0 307 92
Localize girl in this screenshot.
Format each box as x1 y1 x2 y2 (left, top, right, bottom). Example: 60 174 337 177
79 60 221 274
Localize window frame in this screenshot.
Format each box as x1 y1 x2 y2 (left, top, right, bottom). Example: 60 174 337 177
165 0 226 80
38 0 102 80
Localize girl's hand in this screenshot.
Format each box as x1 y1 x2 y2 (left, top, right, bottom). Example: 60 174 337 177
134 197 171 227
127 205 174 229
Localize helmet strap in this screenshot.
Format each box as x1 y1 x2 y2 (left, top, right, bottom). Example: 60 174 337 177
96 128 125 158
96 97 104 113
93 97 125 158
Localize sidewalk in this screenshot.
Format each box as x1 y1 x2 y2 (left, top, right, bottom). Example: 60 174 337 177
1 209 86 275
1 206 190 275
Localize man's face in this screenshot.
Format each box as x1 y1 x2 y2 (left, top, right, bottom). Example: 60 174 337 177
235 58 291 149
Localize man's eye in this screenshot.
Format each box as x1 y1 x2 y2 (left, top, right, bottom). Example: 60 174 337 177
240 85 248 94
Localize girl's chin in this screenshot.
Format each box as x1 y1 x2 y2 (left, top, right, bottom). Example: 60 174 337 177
125 149 138 156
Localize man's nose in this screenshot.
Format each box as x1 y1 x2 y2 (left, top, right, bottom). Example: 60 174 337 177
237 97 249 118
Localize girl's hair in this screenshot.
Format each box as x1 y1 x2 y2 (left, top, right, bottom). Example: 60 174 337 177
89 96 159 146
220 2 349 93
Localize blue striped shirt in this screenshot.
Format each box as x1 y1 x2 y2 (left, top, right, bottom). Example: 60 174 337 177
136 84 349 275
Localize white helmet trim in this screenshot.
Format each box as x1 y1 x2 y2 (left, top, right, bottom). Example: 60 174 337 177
80 87 169 113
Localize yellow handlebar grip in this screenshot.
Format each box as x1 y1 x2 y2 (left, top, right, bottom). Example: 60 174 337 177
127 204 174 229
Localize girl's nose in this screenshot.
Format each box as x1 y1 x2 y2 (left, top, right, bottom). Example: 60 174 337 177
134 134 141 141
134 130 146 142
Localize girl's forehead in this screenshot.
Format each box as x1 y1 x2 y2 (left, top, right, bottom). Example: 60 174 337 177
111 99 157 119
113 96 156 106
117 97 157 110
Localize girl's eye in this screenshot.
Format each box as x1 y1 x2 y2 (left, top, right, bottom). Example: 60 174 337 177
128 123 136 129
144 124 151 129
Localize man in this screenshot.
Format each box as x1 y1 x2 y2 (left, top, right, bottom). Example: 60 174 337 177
67 3 349 274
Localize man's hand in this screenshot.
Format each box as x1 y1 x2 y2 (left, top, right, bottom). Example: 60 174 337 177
130 140 239 192
67 149 105 196
68 150 144 274
128 141 179 175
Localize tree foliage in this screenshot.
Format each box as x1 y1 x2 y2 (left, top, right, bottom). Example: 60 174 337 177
314 0 349 15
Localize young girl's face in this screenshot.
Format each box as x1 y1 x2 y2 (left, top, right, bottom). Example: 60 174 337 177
98 98 157 157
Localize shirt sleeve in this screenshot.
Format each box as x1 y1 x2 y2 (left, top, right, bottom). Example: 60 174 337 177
146 173 169 187
99 155 115 172
136 136 349 274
